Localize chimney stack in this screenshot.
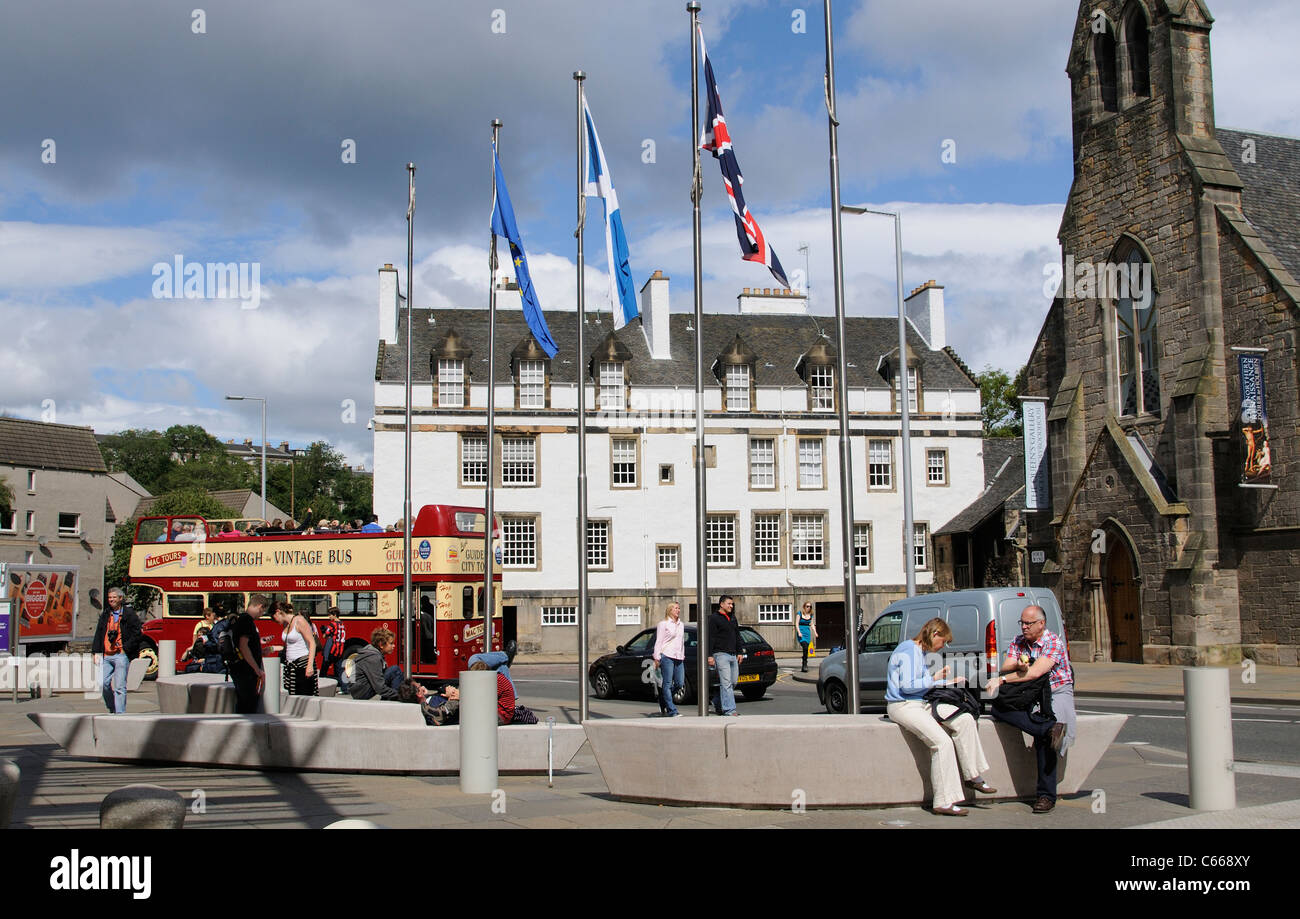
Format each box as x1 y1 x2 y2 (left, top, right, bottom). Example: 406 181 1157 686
904 279 946 350
639 270 672 360
378 263 400 345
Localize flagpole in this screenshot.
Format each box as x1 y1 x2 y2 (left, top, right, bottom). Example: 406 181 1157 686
688 1 710 717
823 0 860 714
574 71 592 722
404 162 415 681
485 120 502 658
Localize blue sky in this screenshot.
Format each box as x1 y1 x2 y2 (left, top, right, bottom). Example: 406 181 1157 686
0 0 1296 467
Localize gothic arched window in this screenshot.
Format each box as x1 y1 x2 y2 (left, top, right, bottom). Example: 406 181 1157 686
1114 246 1160 416
1122 4 1151 99
1095 22 1119 113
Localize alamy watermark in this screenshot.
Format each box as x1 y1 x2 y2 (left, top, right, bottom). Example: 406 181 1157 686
152 255 261 310
1043 255 1152 309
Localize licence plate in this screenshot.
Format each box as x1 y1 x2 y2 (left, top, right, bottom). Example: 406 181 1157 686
737 674 760 683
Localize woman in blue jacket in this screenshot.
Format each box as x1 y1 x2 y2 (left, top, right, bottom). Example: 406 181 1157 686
886 618 996 816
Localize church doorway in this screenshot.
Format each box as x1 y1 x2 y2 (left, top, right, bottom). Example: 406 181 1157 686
1104 542 1142 663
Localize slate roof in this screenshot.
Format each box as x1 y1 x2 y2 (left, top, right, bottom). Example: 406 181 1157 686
1217 127 1300 283
0 417 108 474
378 309 978 392
133 489 249 518
936 439 1025 537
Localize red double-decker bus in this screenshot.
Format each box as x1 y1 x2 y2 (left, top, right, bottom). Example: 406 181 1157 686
127 505 502 682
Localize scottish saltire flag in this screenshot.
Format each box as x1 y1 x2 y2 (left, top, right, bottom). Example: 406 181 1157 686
583 99 639 330
491 142 558 358
697 26 789 289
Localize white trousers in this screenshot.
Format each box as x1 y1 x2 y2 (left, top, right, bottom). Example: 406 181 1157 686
887 699 991 809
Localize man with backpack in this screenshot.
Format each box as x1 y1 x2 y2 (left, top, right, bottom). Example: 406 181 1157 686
987 605 1074 814
93 588 142 714
224 594 270 714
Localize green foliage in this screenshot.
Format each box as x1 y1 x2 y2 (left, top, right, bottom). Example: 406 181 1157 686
267 441 372 524
0 475 13 514
99 429 173 492
105 488 242 609
977 365 1027 438
100 424 254 494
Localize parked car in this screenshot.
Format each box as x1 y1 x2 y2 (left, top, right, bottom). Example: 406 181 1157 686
588 624 778 705
817 587 1067 713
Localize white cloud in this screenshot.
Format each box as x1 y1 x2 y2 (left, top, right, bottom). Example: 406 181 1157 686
0 221 194 290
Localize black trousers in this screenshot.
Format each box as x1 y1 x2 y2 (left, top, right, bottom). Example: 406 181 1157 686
230 661 260 714
991 707 1058 800
800 640 810 669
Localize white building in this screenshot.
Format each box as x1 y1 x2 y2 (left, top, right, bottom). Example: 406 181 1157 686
372 265 987 654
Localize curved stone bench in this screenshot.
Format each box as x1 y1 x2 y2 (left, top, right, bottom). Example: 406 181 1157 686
584 713 1127 808
156 673 338 713
29 702 586 776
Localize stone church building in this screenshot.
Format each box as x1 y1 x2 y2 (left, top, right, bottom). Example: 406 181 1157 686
1025 0 1300 665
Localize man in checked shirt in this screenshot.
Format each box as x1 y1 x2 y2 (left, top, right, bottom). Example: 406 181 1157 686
987 605 1075 814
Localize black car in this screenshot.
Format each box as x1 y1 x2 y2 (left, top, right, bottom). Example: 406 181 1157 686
587 623 778 705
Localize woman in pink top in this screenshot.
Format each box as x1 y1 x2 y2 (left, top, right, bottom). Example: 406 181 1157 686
653 602 686 717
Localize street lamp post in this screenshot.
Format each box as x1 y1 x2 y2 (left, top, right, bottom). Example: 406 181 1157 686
841 206 916 597
225 395 267 522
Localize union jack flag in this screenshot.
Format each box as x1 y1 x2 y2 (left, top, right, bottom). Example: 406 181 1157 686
698 25 789 290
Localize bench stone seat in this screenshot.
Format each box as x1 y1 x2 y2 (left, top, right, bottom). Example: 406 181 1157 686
584 713 1126 807
29 702 587 775
156 673 338 714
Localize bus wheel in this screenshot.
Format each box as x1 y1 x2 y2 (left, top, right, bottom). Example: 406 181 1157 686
138 643 160 681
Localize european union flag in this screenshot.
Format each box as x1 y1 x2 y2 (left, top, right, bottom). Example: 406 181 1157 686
491 143 558 358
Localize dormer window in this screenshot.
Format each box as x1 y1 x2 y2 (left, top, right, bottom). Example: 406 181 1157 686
599 361 626 411
893 366 919 414
438 359 465 408
808 365 834 411
518 360 546 409
725 365 750 411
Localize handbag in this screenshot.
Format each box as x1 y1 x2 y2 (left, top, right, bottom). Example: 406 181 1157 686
990 673 1054 717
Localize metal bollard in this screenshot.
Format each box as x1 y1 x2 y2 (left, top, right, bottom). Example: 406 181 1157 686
262 655 281 714
158 640 176 679
459 670 498 794
547 716 555 787
1183 666 1236 811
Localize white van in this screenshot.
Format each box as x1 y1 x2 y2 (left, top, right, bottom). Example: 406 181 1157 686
816 587 1067 713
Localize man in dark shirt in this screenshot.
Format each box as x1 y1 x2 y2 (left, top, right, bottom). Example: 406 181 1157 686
231 593 268 714
707 594 743 716
93 588 142 713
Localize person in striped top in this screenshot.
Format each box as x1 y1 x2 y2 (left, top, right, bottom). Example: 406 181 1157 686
321 607 347 680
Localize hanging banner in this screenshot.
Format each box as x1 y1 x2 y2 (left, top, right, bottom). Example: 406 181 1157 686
1238 353 1272 485
1021 397 1050 509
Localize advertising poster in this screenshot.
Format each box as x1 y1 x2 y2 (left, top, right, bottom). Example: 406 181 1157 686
1239 353 1272 485
5 566 77 642
1021 398 1050 509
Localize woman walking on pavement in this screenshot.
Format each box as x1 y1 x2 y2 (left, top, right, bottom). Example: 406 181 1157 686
796 602 818 672
653 602 686 716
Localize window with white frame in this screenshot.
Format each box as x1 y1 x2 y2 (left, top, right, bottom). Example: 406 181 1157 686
542 605 578 626
798 438 824 488
869 439 893 488
809 365 833 411
753 513 781 566
599 361 625 411
791 514 824 565
501 517 537 568
438 359 465 408
913 523 930 571
611 437 637 487
58 513 80 536
25 511 35 533
893 366 919 413
658 545 679 572
501 436 536 486
24 551 34 564
518 359 546 409
615 605 642 626
725 364 750 411
926 449 947 485
757 602 793 624
706 514 736 566
587 519 610 569
0 510 15 532
749 438 775 488
853 523 872 570
27 470 36 491
461 436 487 485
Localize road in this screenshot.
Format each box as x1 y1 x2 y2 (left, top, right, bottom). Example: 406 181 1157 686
510 662 1300 767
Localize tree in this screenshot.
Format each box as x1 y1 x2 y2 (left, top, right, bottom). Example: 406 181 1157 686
976 365 1027 437
0 475 13 514
266 441 371 524
99 429 173 492
105 488 242 609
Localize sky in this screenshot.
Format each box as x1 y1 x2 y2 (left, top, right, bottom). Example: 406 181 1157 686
1 0 1296 469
